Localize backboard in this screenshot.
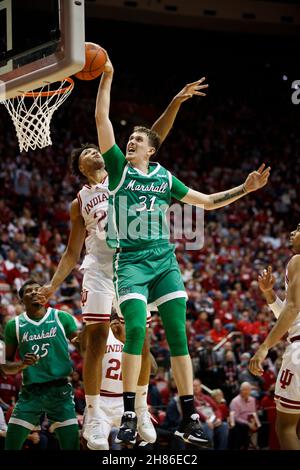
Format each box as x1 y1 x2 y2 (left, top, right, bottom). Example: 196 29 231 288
0 0 85 100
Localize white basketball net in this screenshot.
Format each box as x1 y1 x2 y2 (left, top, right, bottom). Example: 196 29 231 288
2 78 74 152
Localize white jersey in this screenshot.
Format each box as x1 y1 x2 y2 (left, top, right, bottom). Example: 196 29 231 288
100 329 123 397
285 261 300 340
77 178 113 268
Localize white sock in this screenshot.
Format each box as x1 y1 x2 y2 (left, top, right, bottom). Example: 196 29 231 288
85 395 101 421
135 385 148 411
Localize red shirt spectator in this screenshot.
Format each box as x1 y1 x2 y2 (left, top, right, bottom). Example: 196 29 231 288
211 389 230 421
209 319 228 344
0 371 19 406
193 379 223 423
193 311 210 335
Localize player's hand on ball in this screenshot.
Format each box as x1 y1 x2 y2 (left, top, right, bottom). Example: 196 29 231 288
258 266 275 293
174 77 209 103
101 48 114 74
244 163 271 192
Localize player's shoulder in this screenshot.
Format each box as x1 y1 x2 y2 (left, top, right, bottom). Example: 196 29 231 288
101 175 109 187
70 197 82 219
5 316 17 329
103 143 125 157
287 255 300 274
55 308 73 318
77 184 91 199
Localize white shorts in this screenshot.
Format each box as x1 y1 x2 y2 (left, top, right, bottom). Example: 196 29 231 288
81 263 115 323
275 340 300 414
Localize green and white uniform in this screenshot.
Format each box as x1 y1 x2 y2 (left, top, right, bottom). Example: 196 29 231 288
4 307 78 432
104 144 189 308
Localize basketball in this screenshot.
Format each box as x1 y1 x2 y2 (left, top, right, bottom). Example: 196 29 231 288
75 42 107 80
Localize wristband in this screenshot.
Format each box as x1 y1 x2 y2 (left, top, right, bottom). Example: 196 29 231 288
269 296 285 319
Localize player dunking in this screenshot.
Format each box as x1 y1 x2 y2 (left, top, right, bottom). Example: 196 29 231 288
96 53 270 447
37 73 208 450
249 223 300 450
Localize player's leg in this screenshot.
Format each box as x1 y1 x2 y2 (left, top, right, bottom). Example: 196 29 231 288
5 424 33 450
46 383 80 450
82 321 110 449
276 411 300 450
136 327 157 443
158 297 209 447
5 387 42 449
110 398 125 450
273 344 300 450
158 297 192 396
54 425 80 450
83 322 110 417
149 247 210 448
113 250 152 445
115 298 147 445
80 267 112 448
149 249 192 397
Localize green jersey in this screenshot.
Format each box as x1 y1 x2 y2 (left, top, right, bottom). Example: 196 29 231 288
4 308 77 385
103 144 189 249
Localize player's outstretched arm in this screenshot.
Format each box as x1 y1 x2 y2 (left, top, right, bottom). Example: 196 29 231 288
36 199 86 304
95 51 115 154
181 164 270 210
151 78 208 143
249 255 300 376
258 266 285 319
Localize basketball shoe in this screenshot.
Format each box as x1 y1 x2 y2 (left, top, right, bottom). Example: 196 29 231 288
83 420 109 450
175 413 210 448
115 411 137 445
136 407 157 443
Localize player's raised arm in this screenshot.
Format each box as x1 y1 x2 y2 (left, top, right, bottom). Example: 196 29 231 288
180 163 270 210
36 199 86 304
151 78 208 143
258 266 286 319
249 255 300 376
95 51 115 154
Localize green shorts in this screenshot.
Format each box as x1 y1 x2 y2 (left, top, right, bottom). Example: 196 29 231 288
9 380 78 432
113 242 187 308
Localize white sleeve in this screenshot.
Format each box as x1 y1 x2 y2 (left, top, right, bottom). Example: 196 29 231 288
268 296 286 319
0 407 7 433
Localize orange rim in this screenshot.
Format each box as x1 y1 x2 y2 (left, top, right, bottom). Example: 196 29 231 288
23 77 74 98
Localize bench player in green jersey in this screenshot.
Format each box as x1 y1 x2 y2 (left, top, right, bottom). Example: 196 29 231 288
3 279 80 450
96 53 270 447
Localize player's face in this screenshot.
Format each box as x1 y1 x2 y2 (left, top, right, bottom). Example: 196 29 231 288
22 284 42 308
289 223 300 253
79 148 105 176
126 132 155 164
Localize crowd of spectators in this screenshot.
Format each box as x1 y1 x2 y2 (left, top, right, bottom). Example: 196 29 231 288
0 48 299 450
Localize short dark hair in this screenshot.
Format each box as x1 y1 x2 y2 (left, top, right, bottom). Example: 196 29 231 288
133 126 161 155
70 143 100 179
19 279 41 300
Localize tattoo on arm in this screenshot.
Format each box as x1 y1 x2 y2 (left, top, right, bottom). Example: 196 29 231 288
212 186 245 204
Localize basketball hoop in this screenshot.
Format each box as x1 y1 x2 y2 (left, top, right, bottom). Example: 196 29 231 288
2 77 74 152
